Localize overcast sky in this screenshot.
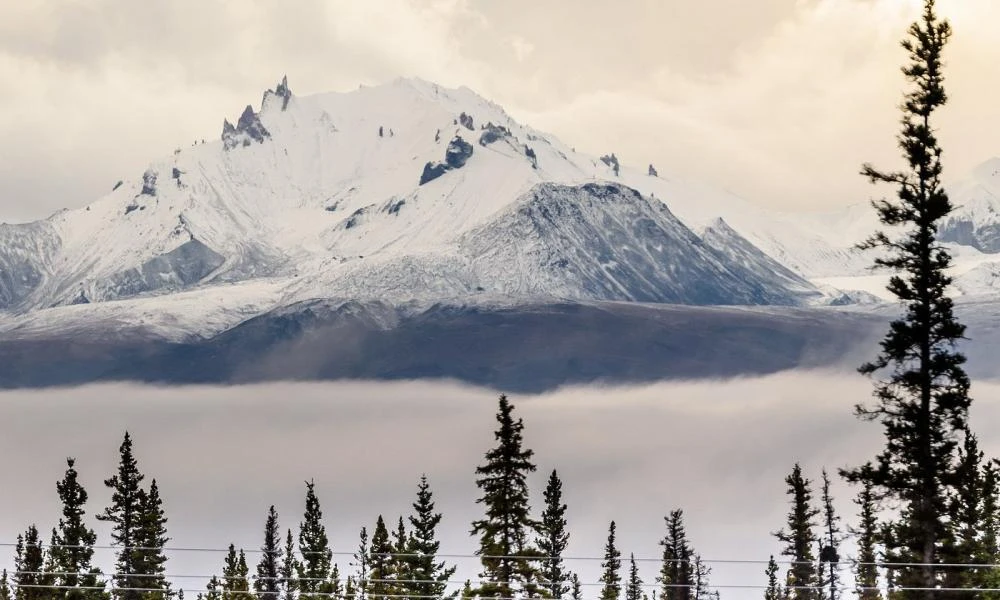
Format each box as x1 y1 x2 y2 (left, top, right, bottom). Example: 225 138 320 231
1 0 999 223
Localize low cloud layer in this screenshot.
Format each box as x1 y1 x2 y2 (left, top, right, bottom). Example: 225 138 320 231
3 373 1000 597
1 0 998 222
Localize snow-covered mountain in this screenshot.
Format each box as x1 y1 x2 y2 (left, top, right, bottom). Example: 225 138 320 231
0 76 998 350
0 76 845 321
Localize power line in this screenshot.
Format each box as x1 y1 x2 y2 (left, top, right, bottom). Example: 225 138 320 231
3 542 996 569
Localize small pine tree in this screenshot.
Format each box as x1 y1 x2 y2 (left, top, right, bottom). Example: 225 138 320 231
205 576 223 600
850 468 881 600
764 557 782 600
256 507 282 600
982 462 1000 563
773 465 819 600
600 522 622 600
626 555 644 600
14 526 48 600
943 434 992 591
223 546 253 600
389 517 409 598
344 577 356 600
570 575 582 600
280 530 297 600
659 510 693 600
818 470 841 600
50 457 107 600
406 476 456 600
537 471 570 599
135 480 171 598
298 481 333 600
471 395 540 599
0 570 12 600
368 517 392 600
352 528 370 600
330 565 342 600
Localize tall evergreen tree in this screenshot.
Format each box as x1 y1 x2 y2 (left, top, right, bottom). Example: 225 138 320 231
135 480 170 599
280 530 297 600
658 510 693 600
773 465 818 600
50 457 107 600
850 470 882 600
844 2 970 599
818 471 841 600
222 546 253 600
98 432 146 600
256 507 282 600
764 557 782 600
626 555 644 600
13 526 47 600
368 517 392 600
297 481 333 600
470 395 540 599
599 522 622 600
536 471 570 600
407 476 456 600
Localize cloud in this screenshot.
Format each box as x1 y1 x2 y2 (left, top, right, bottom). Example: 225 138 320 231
2 373 999 597
0 0 997 223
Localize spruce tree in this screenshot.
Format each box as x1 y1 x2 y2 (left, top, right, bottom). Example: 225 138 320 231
570 575 582 600
0 571 12 600
599 522 622 600
537 471 570 599
223 546 253 600
982 463 1000 566
626 555 644 600
204 577 223 600
850 470 882 600
773 465 818 600
389 518 409 599
407 476 456 600
298 481 333 600
352 528 370 600
942 434 988 591
135 480 170 599
256 507 282 600
818 471 841 600
658 510 693 600
344 578 355 600
13 526 47 600
50 457 107 600
330 566 342 600
470 395 540 599
690 557 712 600
280 530 297 600
844 2 971 599
98 432 146 600
368 517 392 600
764 557 782 600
